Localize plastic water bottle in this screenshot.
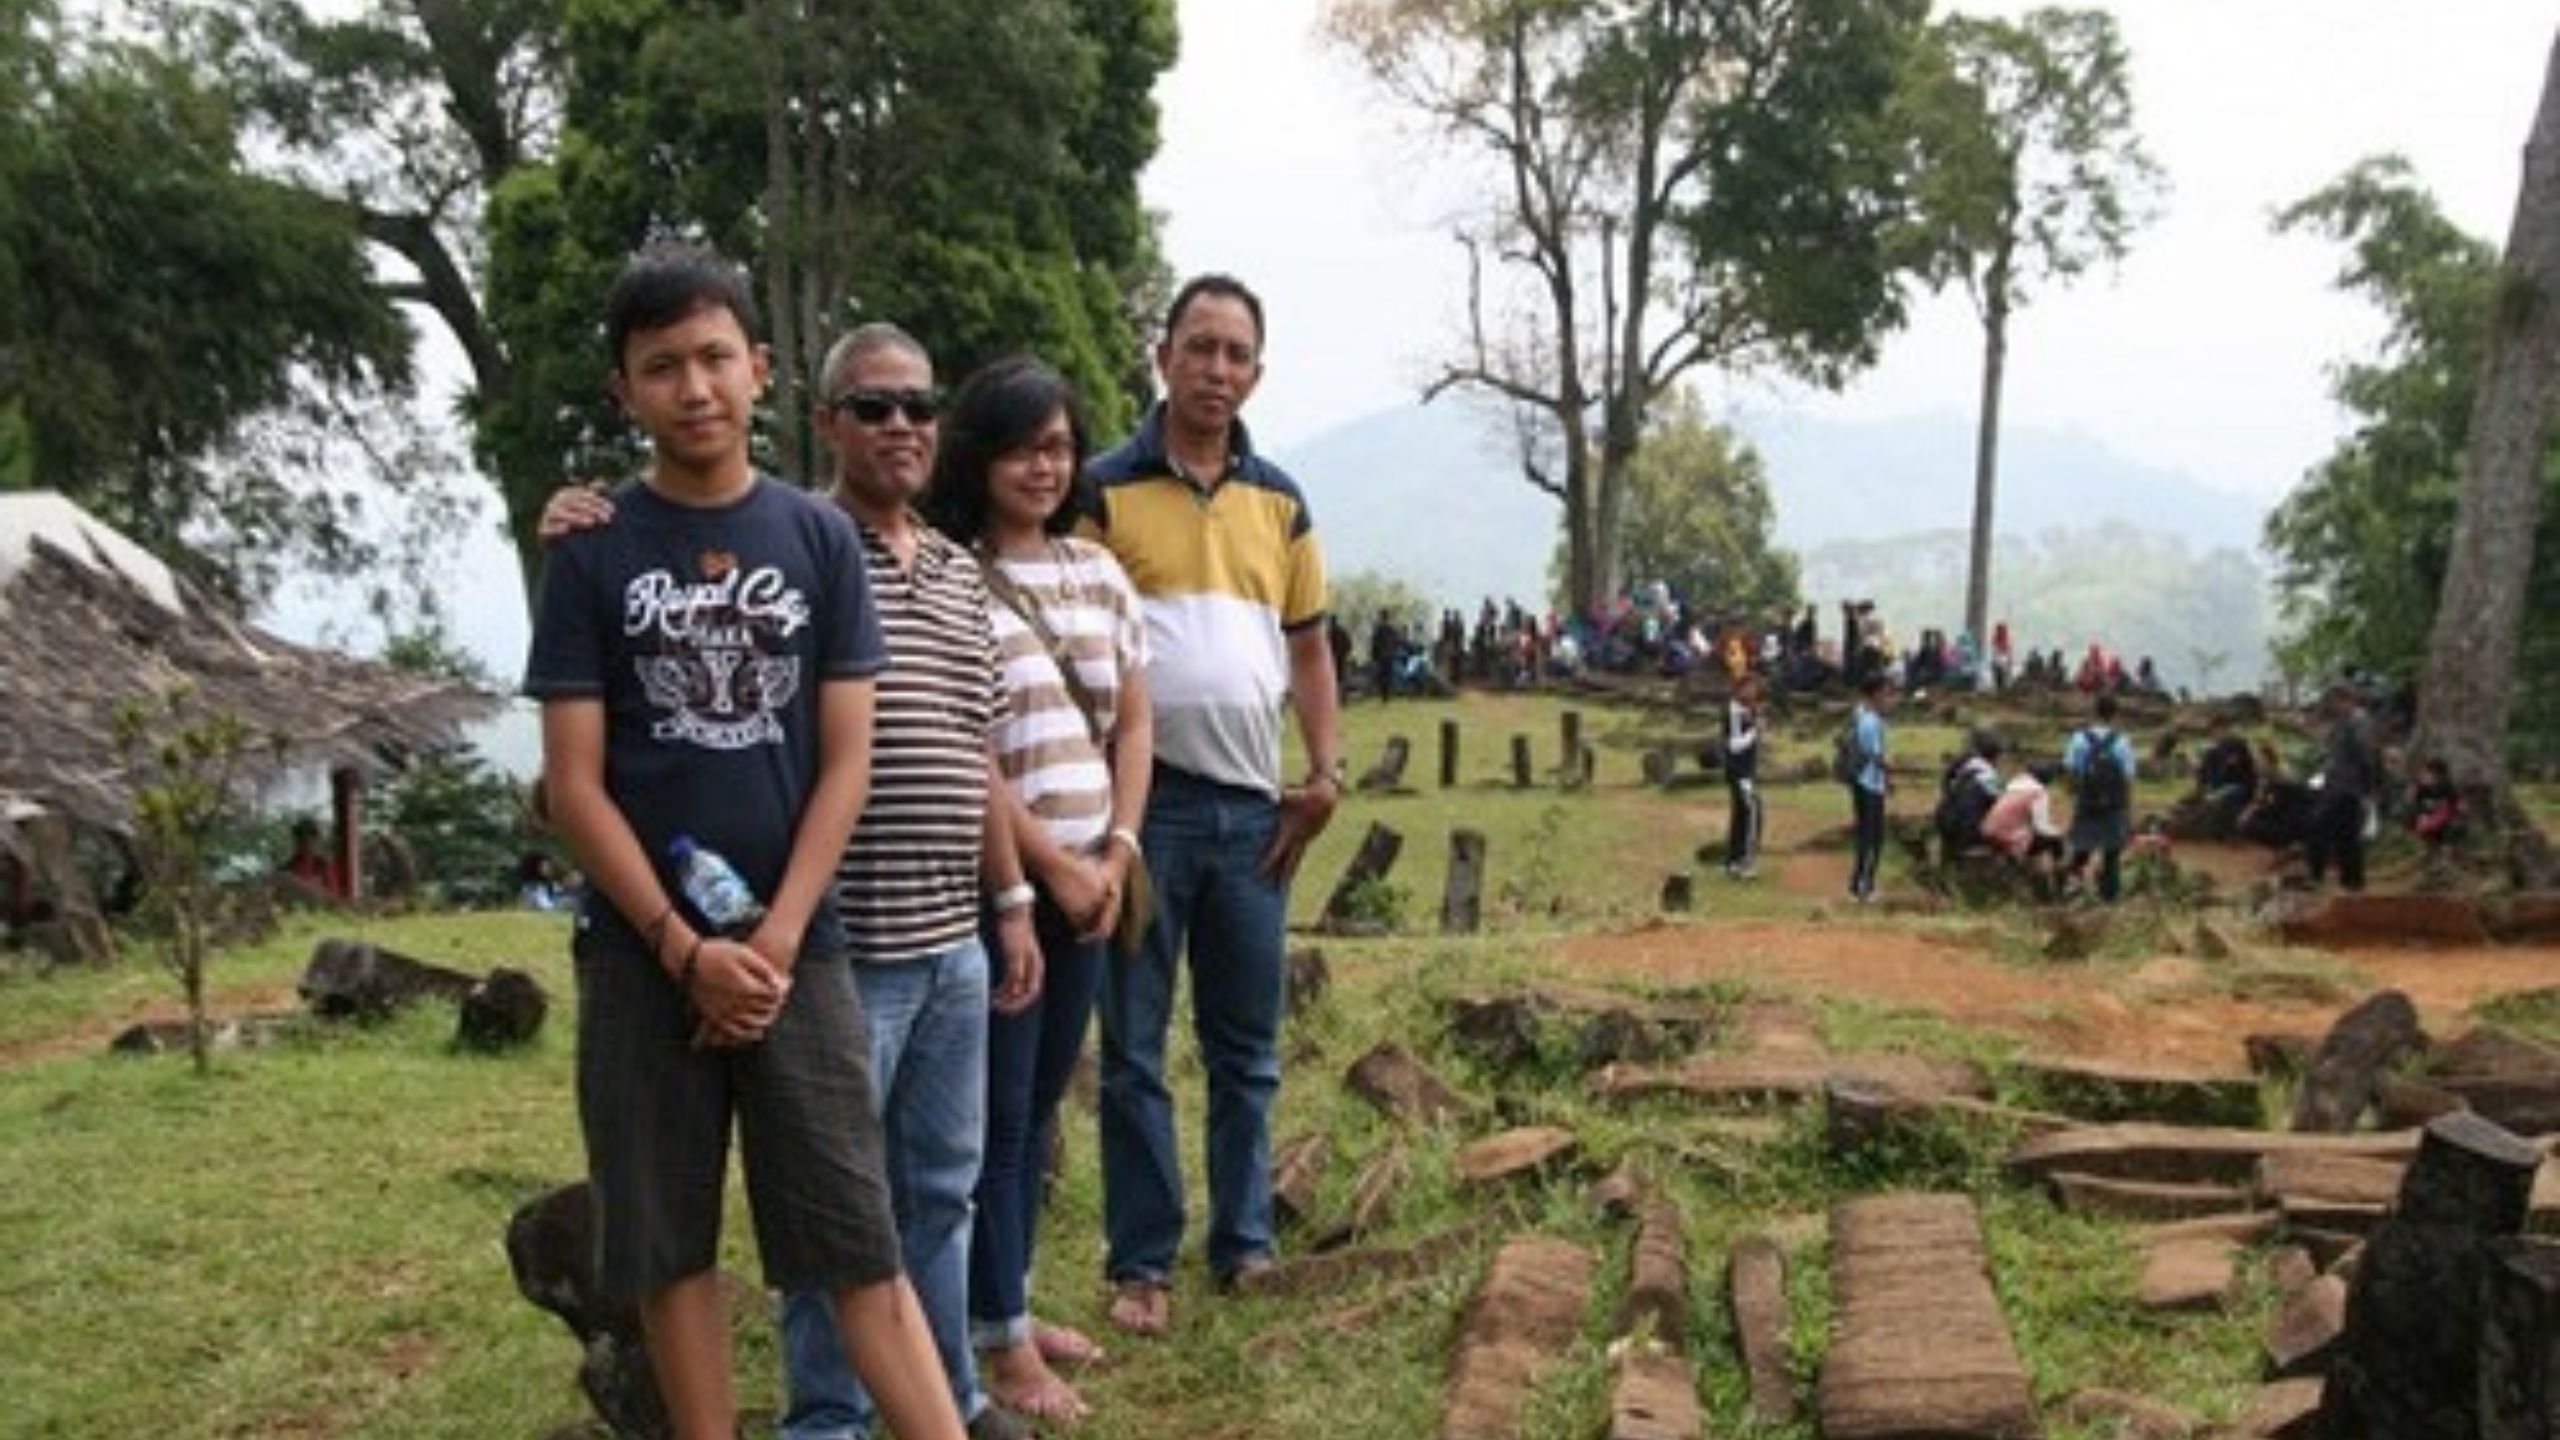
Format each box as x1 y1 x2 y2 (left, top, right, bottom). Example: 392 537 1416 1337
668 835 767 937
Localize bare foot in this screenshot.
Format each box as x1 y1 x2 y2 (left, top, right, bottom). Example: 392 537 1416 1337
1105 1279 1170 1338
983 1341 1090 1424
1033 1319 1105 1368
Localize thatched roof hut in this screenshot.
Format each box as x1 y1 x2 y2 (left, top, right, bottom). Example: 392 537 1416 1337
0 492 501 950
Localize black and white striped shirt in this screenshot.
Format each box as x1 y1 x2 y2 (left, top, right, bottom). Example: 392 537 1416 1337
835 518 1001 963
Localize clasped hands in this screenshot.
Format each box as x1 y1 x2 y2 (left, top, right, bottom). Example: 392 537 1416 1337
683 922 796 1049
1043 844 1127 942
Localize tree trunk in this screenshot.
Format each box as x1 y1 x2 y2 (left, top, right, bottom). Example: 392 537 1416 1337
1591 453 1628 610
1963 246 2013 654
1564 441 1601 615
2413 30 2560 804
182 913 210 1078
757 0 807 490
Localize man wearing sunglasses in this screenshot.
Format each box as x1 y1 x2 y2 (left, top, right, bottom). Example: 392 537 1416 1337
539 323 1037 1440
1084 275 1343 1337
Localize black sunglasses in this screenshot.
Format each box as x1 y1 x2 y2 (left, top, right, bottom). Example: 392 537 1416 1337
829 387 941 425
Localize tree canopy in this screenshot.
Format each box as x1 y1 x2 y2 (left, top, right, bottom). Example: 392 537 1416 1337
0 0 417 599
476 0 1172 587
1900 6 2158 650
1325 0 1933 615
1600 392 1799 624
183 0 1174 595
2268 157 2560 765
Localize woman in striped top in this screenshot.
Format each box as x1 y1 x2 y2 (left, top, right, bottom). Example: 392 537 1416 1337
929 356 1152 1425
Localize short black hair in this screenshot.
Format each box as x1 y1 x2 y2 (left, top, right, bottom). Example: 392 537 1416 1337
1163 273 1265 350
2095 692 2120 721
1858 673 1891 699
604 243 761 372
925 355 1090 545
1972 731 2006 763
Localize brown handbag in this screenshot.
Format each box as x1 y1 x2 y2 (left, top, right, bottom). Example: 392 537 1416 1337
981 553 1154 956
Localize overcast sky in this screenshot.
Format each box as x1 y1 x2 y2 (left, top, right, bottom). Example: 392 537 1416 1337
298 1 2554 681
1149 0 2556 502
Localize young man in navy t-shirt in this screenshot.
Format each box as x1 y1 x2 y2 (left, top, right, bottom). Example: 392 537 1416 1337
523 245 963 1440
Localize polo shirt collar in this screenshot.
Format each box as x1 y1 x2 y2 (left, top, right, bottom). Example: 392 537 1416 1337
853 509 956 581
1131 403 1258 486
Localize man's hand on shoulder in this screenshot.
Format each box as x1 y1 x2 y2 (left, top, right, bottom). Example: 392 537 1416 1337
538 480 617 544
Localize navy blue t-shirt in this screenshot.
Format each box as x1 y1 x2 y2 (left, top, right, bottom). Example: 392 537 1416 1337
523 477 887 954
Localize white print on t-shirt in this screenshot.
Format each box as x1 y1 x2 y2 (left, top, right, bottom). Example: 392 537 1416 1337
622 560 810 751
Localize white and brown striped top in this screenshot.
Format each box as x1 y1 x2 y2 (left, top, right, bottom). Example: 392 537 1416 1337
835 519 1002 964
983 537 1147 851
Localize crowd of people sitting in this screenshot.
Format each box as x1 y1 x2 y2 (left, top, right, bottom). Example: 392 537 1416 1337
1918 674 2468 903
1348 584 2183 711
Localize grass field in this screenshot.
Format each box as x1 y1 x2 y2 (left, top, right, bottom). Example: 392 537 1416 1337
2 687 2533 1438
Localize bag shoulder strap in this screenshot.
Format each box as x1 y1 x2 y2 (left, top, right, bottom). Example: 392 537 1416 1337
981 546 1108 749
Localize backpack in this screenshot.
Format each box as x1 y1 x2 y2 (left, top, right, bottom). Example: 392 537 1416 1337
2077 728 2130 815
1934 761 1997 853
1830 718 1866 785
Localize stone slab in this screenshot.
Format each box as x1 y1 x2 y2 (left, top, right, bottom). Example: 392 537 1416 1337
2138 1236 2239 1312
1817 1194 2039 1440
1440 1235 1595 1440
1604 1349 1701 1440
1455 1126 1580 1186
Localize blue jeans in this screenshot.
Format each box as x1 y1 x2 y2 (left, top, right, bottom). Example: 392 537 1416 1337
1849 784 1885 899
1097 766 1287 1284
780 939 991 1438
970 895 1105 1347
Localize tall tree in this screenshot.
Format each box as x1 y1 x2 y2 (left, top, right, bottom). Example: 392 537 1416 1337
0 1 415 598
486 0 1169 526
1325 0 1929 615
1602 391 1799 622
202 0 1172 594
1904 7 2159 653
174 0 561 585
2269 159 2560 771
2412 29 2560 816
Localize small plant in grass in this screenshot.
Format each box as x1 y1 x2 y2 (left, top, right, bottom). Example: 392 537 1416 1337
1334 873 1408 931
113 685 279 1076
1496 803 1570 917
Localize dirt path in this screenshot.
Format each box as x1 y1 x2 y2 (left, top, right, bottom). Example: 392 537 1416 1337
0 982 304 1069
1562 920 2560 1073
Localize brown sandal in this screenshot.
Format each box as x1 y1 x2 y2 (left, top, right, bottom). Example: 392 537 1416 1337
1105 1279 1170 1338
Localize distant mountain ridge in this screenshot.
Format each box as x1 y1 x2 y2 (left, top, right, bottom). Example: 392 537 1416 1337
1736 408 2274 556
1272 399 2281 687
1273 400 2276 604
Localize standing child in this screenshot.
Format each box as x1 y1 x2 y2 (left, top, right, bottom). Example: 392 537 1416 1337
523 246 963 1440
2064 694 2138 903
1722 674 1765 878
1844 674 1894 903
